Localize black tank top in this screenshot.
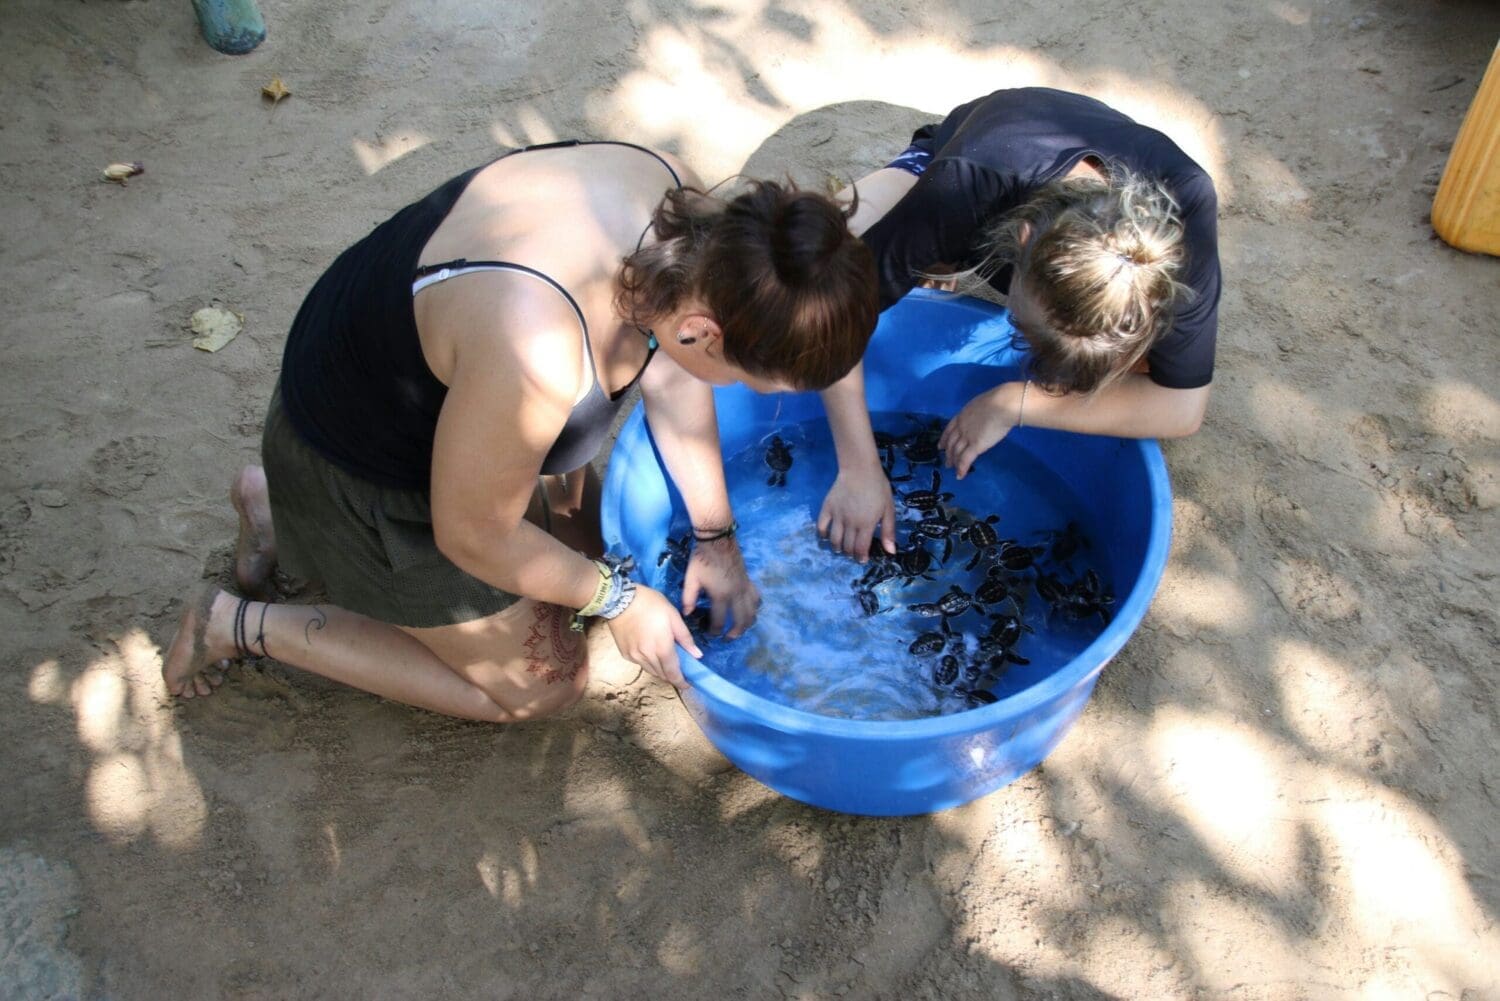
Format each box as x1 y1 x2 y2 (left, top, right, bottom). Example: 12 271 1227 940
278 141 679 490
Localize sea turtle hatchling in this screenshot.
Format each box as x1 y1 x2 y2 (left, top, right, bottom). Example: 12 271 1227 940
958 514 1003 570
910 583 983 623
908 511 959 564
932 654 961 686
657 532 692 574
895 469 954 518
763 435 793 486
907 629 950 656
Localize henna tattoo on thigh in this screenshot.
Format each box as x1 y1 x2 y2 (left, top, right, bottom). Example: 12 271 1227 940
303 606 328 646
521 603 584 684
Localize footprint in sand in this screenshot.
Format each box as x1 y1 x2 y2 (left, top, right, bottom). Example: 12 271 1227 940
88 435 163 498
0 495 30 576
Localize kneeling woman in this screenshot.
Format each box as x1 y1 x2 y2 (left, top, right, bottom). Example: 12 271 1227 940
817 88 1221 560
164 140 877 721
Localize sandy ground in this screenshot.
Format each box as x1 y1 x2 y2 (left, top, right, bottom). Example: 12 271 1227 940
2 0 1498 998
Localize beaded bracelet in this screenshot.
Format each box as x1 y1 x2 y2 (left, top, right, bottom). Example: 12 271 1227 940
595 574 637 620
692 520 738 543
595 553 637 620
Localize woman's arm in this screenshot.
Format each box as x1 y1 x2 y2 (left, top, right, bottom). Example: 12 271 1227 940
817 362 897 561
940 376 1210 478
638 352 760 638
813 169 926 562
836 167 920 237
816 161 1000 560
427 292 697 684
427 297 601 607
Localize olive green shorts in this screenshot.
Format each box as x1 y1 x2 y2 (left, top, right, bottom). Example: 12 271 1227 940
261 388 522 628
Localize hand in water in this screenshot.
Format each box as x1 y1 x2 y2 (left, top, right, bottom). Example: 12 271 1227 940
607 586 700 687
817 461 897 563
682 536 760 638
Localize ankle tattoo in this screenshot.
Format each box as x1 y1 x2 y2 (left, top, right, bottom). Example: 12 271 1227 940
303 607 327 647
233 597 251 660
254 601 271 659
232 597 274 660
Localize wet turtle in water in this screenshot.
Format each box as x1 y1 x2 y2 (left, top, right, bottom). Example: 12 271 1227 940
1035 572 1065 604
908 510 960 564
983 644 1030 667
910 583 984 624
991 539 1046 573
908 629 950 656
932 654 961 687
974 569 1023 609
1036 569 1114 625
657 532 692 574
854 548 902 590
892 543 938 586
763 435 793 486
958 514 1003 570
960 687 999 709
966 651 1014 690
836 582 889 618
895 469 954 518
1071 570 1117 624
894 416 945 473
974 607 1032 668
1045 520 1092 564
980 611 1030 650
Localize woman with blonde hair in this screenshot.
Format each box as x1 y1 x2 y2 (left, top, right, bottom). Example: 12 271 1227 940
815 88 1221 562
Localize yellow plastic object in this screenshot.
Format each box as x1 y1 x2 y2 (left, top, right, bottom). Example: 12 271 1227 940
1433 41 1500 256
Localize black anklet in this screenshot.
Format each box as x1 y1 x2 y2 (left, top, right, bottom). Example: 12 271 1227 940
232 597 252 660
254 601 271 659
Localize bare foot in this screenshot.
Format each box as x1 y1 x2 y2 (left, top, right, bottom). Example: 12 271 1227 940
231 465 277 600
162 587 238 699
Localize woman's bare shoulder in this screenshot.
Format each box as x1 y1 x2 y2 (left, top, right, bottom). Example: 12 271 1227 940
418 274 584 399
652 148 703 189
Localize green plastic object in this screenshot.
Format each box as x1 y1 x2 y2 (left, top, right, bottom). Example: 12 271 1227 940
191 0 266 55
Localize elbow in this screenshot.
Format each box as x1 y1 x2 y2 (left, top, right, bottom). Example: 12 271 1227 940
432 518 478 572
1162 413 1204 439
432 511 511 582
1157 387 1210 439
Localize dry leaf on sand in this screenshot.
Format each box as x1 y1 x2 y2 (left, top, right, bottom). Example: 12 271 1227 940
102 162 144 185
262 77 291 104
190 306 244 352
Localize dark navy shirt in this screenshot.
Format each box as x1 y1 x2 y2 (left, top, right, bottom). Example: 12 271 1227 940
863 88 1221 389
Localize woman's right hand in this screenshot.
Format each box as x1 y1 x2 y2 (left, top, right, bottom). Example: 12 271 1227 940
606 585 701 688
817 460 898 563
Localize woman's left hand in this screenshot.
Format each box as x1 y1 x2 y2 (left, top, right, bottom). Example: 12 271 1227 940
681 537 760 639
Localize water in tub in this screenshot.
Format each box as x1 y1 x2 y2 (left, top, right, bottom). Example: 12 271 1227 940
650 413 1113 721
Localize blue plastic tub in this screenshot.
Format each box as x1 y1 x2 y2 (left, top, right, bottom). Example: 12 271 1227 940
601 291 1173 815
